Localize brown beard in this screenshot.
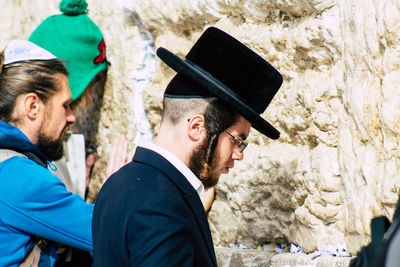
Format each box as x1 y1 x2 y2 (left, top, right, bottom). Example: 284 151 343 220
36 124 70 161
36 133 64 161
188 139 219 189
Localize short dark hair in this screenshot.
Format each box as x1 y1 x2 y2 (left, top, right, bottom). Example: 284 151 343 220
162 96 239 134
0 50 68 123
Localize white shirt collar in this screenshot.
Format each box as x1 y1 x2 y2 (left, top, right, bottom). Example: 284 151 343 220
142 143 204 197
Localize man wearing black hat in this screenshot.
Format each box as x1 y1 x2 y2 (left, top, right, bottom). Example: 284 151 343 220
92 27 283 266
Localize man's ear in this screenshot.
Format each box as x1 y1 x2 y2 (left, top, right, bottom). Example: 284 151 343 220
187 114 206 142
24 93 42 120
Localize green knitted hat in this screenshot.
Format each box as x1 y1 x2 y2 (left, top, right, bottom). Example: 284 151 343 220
29 0 107 101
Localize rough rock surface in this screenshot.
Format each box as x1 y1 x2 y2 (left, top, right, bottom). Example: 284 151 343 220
3 0 400 257
215 247 353 267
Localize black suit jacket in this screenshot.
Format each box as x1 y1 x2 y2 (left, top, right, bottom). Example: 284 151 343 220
92 147 217 266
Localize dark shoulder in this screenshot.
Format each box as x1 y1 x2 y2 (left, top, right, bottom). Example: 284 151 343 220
106 159 171 188
96 159 180 206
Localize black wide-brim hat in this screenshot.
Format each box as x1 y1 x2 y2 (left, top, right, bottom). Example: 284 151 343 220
156 27 283 139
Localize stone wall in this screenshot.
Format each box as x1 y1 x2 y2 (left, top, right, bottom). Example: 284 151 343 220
3 0 400 257
215 247 352 267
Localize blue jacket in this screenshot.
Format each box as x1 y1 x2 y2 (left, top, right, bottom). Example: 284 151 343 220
93 146 217 266
0 121 93 266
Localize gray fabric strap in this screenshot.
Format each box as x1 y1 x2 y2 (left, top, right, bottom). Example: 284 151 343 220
0 149 27 162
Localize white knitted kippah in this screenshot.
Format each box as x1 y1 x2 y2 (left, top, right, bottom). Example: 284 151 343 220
4 40 57 65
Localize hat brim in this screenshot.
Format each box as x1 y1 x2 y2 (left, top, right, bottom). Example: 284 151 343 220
156 47 280 139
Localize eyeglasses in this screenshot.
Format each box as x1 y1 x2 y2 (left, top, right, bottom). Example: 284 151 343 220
224 131 248 153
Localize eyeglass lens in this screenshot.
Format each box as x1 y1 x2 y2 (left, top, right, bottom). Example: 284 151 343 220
225 131 247 153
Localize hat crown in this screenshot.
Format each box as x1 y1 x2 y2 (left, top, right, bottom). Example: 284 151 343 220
165 27 282 114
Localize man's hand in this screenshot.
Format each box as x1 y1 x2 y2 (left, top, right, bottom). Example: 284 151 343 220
200 187 216 212
85 152 96 189
105 134 133 182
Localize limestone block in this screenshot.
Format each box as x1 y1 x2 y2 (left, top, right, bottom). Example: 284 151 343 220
269 253 353 267
336 0 400 252
215 247 354 267
0 1 58 49
215 247 275 267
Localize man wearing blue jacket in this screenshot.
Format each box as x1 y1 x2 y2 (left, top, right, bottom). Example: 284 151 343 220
92 27 283 266
0 40 93 266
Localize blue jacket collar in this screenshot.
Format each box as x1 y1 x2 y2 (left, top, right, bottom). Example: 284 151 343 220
0 120 50 165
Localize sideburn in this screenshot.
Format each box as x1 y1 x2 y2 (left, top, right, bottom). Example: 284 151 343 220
189 133 220 189
188 137 208 182
199 133 218 179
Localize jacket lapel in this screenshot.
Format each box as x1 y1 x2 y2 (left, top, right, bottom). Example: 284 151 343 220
133 147 217 265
